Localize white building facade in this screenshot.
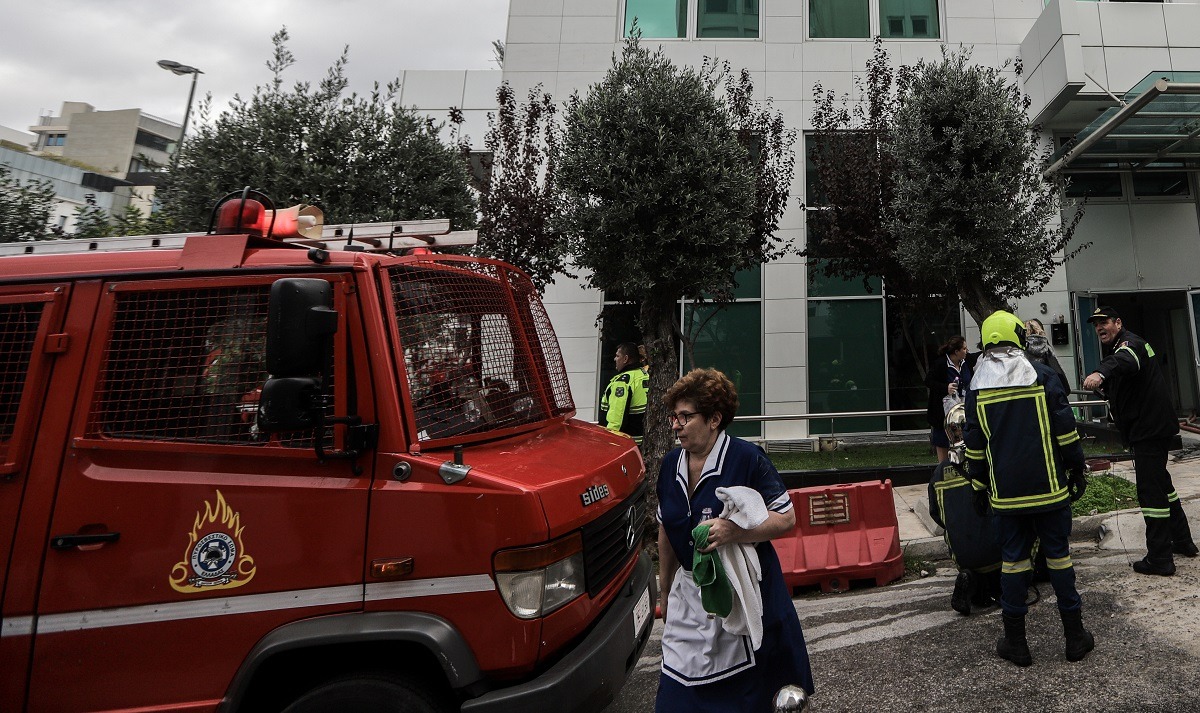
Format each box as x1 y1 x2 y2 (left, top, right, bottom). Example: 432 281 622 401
490 0 1200 444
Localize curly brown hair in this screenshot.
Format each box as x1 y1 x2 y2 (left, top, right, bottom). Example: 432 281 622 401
663 368 739 431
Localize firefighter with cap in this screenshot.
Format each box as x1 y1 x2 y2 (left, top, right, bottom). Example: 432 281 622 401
599 342 649 445
1081 306 1198 576
963 310 1093 666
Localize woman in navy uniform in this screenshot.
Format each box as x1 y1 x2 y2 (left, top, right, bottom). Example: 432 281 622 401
655 368 813 712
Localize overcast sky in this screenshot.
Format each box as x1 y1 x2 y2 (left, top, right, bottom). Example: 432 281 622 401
0 0 509 134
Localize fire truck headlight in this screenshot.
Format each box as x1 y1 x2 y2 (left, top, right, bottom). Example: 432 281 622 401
494 533 585 619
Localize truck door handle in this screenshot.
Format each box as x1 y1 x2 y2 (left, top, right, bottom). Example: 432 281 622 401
50 532 120 550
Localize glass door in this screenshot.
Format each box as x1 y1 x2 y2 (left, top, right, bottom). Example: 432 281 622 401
1186 289 1200 403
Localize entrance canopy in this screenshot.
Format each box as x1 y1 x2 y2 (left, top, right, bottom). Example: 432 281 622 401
1044 71 1200 178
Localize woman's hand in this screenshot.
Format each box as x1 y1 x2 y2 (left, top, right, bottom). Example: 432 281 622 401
947 381 958 396
698 510 797 553
697 517 746 552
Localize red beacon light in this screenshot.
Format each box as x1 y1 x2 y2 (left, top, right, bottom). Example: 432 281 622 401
208 188 323 240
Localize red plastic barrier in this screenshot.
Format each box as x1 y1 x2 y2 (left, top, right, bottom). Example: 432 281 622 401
772 480 904 594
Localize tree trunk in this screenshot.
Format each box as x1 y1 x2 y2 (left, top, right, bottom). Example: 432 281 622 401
958 279 1007 328
639 291 679 515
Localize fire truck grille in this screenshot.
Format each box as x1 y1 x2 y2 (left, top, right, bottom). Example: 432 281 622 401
582 482 648 598
388 258 574 442
87 285 325 447
0 301 43 442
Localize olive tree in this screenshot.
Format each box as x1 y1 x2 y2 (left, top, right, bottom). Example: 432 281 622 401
558 35 796 480
155 29 477 233
808 41 1084 327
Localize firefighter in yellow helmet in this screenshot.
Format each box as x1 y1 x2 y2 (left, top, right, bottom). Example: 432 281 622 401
599 342 649 444
963 310 1093 666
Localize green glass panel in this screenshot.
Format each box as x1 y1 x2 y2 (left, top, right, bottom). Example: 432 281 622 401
879 0 940 39
698 265 761 301
685 302 762 438
625 0 689 38
807 260 882 297
885 295 961 431
809 0 869 38
698 0 759 38
807 299 886 433
1077 294 1099 378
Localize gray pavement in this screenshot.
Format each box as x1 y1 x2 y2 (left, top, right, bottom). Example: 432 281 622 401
606 445 1200 712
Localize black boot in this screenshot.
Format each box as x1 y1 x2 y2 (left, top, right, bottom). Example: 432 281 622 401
951 570 972 615
1174 541 1199 557
996 613 1032 667
1060 608 1095 662
1132 557 1176 576
1138 519 1176 575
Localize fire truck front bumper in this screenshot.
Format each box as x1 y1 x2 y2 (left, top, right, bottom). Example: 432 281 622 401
461 550 656 713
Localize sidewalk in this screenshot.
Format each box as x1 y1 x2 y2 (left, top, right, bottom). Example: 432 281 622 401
892 442 1200 560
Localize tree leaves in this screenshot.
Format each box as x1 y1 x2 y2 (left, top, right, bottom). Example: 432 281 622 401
154 28 477 234
0 163 56 242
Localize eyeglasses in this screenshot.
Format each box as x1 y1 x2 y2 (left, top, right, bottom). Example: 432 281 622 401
668 410 700 427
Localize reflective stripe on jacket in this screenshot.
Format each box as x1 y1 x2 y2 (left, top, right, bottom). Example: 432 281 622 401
599 367 648 442
964 360 1085 513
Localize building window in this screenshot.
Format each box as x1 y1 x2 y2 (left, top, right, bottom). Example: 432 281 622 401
686 300 762 438
807 298 886 433
598 266 763 438
135 130 171 153
810 0 869 38
879 0 940 39
44 133 66 147
811 0 940 39
1132 171 1190 198
624 0 760 39
698 0 759 38
625 0 689 38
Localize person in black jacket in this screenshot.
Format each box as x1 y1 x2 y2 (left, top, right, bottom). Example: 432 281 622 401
925 336 973 463
964 310 1092 666
1081 306 1198 576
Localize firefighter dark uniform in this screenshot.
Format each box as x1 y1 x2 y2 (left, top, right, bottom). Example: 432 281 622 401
599 367 648 444
928 459 1001 614
963 310 1093 666
1086 308 1198 575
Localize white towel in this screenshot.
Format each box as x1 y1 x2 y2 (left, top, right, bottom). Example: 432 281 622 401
714 486 766 649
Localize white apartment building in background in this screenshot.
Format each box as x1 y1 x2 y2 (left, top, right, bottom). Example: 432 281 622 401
0 102 186 230
488 0 1200 446
28 101 179 180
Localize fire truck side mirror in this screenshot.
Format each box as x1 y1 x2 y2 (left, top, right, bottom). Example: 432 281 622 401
265 278 337 377
258 377 324 432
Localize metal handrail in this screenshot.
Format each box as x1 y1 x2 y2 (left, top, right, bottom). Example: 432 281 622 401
731 400 1108 423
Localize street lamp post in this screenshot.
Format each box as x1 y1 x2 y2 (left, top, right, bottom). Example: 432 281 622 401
157 59 203 169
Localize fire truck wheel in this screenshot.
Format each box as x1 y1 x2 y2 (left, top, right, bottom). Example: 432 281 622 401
281 672 449 713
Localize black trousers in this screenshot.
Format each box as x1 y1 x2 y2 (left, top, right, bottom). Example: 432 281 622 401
1132 438 1194 562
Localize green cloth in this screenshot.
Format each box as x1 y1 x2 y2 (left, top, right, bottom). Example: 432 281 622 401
691 524 733 618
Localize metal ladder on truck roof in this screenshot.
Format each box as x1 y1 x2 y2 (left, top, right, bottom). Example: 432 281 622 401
0 219 478 257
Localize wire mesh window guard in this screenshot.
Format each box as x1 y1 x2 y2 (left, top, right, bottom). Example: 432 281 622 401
87 283 326 447
0 301 44 444
389 259 573 442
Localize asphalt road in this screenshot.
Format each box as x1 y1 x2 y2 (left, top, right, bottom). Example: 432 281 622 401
605 544 1200 712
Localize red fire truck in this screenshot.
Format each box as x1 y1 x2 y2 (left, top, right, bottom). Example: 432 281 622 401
0 190 653 712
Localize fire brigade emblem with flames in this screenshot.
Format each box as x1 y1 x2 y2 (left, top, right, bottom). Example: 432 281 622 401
170 490 257 593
